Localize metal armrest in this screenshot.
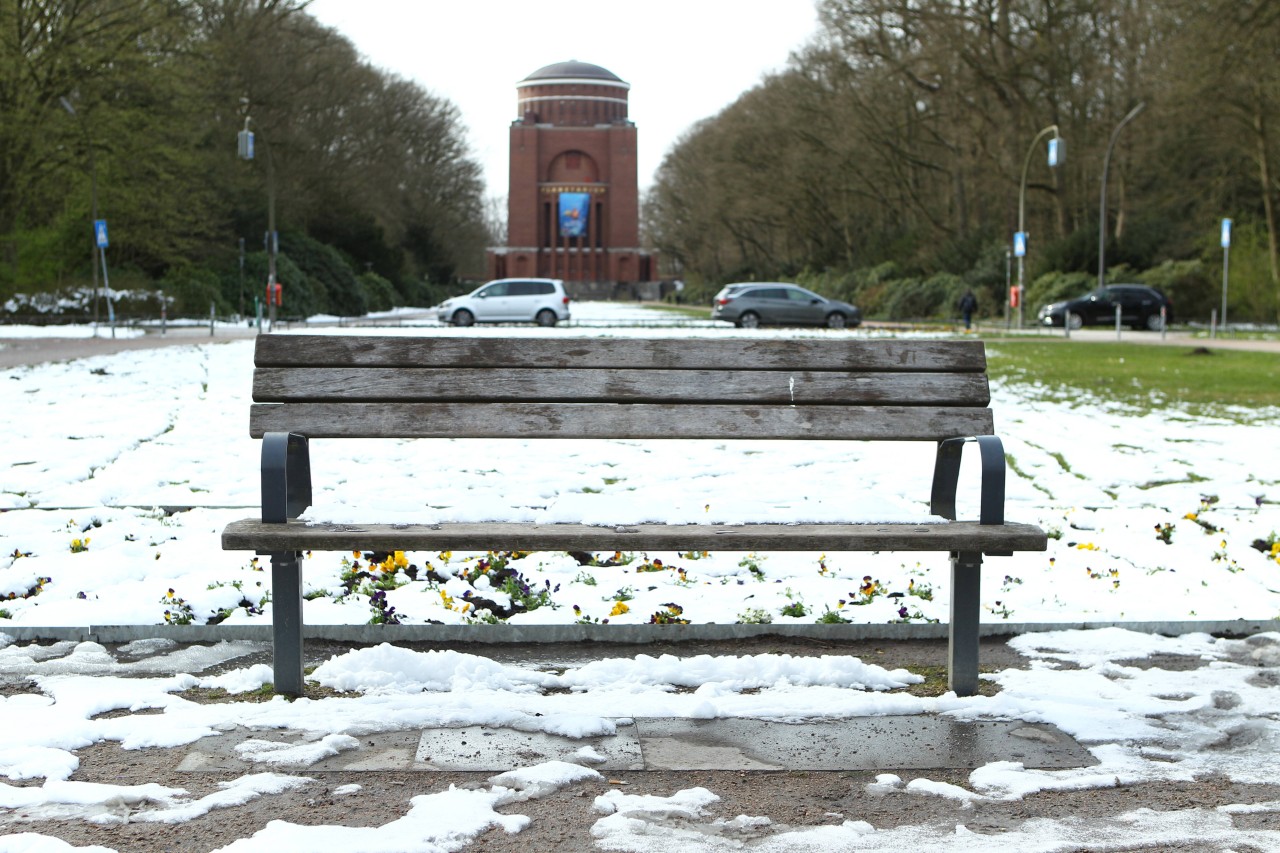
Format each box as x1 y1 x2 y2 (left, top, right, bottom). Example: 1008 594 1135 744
929 435 1006 526
261 432 312 523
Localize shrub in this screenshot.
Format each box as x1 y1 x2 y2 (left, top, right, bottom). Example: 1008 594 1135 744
279 232 365 317
880 272 963 321
359 271 399 312
1138 259 1215 323
239 252 326 318
1024 270 1095 315
159 265 228 316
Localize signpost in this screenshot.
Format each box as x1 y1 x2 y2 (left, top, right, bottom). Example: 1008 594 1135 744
94 219 116 338
1220 218 1232 338
1012 231 1027 328
238 124 254 160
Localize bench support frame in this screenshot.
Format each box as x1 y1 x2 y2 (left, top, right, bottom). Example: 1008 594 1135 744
269 550 305 697
948 550 984 695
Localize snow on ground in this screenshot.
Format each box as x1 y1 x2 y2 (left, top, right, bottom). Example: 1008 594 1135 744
2 302 1280 851
3 303 1277 628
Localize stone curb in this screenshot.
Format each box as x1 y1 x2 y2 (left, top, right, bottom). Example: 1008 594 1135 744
2 619 1273 645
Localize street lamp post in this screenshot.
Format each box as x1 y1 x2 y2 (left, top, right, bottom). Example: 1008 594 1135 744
1097 102 1146 291
265 145 278 330
238 110 279 330
1004 248 1012 329
1016 125 1063 328
59 96 100 334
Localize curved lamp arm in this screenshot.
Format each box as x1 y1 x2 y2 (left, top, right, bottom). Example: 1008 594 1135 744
1019 124 1061 238
1098 102 1146 290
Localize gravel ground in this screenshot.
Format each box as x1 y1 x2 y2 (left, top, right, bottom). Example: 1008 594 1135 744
4 638 1280 851
19 753 1280 852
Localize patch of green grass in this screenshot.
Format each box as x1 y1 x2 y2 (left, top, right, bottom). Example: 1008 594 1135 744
1045 450 1088 480
640 301 712 319
1136 472 1210 490
987 341 1280 418
179 682 342 703
1005 454 1054 499
898 665 1001 697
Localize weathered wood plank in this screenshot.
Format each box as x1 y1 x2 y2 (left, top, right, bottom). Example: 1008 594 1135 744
253 368 992 406
223 519 1048 554
254 335 988 372
249 402 995 440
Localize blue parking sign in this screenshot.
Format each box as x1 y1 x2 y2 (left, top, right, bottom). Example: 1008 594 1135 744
94 220 108 248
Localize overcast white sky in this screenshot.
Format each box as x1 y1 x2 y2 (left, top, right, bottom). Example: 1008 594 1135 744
306 0 821 201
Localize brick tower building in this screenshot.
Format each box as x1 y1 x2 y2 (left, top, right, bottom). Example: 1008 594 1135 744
487 60 654 294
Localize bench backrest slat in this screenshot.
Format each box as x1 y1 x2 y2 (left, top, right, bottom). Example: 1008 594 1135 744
248 335 995 442
253 367 990 406
253 335 988 371
250 402 994 440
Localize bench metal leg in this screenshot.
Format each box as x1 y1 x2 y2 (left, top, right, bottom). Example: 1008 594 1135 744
270 551 305 697
948 551 983 697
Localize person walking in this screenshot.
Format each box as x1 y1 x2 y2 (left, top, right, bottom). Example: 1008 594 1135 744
958 289 978 331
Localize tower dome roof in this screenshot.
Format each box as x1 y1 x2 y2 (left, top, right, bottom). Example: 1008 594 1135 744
522 60 625 84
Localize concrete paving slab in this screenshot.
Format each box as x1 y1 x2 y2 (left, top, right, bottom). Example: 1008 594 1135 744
414 721 645 771
631 716 1096 771
177 729 424 772
174 715 1094 773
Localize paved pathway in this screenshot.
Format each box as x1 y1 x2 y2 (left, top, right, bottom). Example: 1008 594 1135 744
0 325 257 369
2 320 1277 371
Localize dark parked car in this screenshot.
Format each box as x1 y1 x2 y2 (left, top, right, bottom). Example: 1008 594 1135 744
711 283 862 329
1037 284 1173 331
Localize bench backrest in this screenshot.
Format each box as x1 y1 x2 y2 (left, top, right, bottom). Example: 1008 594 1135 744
250 335 994 441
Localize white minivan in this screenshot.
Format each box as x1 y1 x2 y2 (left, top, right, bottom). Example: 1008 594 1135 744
437 278 571 327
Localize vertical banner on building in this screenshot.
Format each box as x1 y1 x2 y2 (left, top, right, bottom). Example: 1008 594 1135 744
558 192 590 238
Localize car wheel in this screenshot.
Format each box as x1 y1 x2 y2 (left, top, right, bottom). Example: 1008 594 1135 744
737 311 761 329
1066 312 1083 330
451 309 475 327
825 312 846 329
535 309 558 327
1145 313 1165 331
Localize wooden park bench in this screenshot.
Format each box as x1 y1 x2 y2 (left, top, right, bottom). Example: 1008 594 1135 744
222 335 1047 697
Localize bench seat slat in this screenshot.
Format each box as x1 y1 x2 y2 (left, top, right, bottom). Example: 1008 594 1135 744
253 368 991 406
254 335 989 372
250 402 995 440
223 519 1048 553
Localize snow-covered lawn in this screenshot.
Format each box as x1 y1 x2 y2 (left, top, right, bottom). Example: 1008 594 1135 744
2 302 1279 851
